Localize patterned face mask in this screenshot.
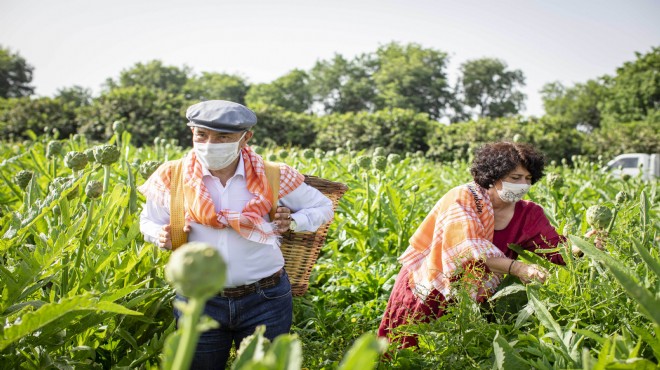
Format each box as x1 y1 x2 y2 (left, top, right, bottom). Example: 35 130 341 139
496 181 531 203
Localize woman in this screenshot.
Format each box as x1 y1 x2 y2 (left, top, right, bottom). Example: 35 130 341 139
378 142 572 348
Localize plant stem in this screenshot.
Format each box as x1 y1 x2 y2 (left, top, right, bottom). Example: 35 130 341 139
103 165 110 192
171 298 206 370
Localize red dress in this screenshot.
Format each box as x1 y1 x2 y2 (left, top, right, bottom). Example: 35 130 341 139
377 200 565 347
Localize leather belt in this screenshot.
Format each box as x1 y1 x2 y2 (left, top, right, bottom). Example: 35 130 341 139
218 269 283 298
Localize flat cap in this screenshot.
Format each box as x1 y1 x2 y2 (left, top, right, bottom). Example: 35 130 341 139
186 100 257 133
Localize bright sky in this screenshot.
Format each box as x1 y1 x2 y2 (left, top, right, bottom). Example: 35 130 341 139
1 0 658 117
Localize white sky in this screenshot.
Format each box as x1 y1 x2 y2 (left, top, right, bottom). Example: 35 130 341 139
1 0 658 117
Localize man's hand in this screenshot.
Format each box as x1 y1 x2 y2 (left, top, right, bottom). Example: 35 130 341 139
158 224 172 250
158 223 192 250
273 207 294 234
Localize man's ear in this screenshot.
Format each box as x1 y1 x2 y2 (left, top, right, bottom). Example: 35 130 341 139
242 131 254 146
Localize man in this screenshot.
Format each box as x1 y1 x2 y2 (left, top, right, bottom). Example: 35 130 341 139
138 100 333 369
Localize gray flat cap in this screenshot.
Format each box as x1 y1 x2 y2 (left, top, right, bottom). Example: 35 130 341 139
186 100 257 133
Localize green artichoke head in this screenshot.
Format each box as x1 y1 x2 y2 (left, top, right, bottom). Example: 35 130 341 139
139 160 162 179
278 149 289 159
546 173 563 189
302 148 314 159
64 151 89 171
615 191 629 206
13 170 34 190
387 153 402 165
93 144 121 166
112 120 125 135
586 205 612 230
373 147 385 157
356 155 371 170
46 141 63 158
372 156 387 172
165 242 227 300
85 180 103 199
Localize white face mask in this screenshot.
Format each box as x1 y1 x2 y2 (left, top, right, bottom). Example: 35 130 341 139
496 181 531 203
194 132 246 170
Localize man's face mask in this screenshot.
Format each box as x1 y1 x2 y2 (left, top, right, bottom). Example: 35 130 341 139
194 132 246 170
496 181 531 203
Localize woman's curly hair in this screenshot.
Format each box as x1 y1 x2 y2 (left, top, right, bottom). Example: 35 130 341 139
470 142 545 188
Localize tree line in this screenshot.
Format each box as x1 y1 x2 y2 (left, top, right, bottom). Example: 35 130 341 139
0 42 658 162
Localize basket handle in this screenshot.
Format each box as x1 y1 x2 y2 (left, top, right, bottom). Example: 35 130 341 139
170 159 188 250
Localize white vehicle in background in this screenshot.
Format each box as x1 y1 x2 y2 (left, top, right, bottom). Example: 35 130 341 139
606 153 659 181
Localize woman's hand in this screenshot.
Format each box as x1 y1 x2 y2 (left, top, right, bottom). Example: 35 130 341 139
273 207 294 234
512 261 548 284
158 224 172 250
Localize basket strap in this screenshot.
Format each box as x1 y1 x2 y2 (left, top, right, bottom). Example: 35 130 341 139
263 161 281 221
170 159 187 250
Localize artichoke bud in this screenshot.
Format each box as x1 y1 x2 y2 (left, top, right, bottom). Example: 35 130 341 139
586 205 612 230
252 145 264 155
84 148 96 163
546 173 563 189
13 170 34 190
46 141 63 158
112 120 125 135
85 180 103 199
93 144 120 165
347 163 358 173
615 191 629 206
165 242 227 300
302 149 314 159
335 147 345 155
512 134 523 142
267 153 278 162
372 156 387 172
373 147 385 157
139 160 162 179
326 150 335 157
64 151 89 171
411 185 420 193
356 155 371 170
278 149 289 159
387 153 402 165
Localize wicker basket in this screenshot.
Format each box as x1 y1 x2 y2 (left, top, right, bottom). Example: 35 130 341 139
281 175 348 296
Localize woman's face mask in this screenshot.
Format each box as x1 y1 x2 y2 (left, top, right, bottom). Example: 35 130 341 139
194 132 246 170
496 181 531 203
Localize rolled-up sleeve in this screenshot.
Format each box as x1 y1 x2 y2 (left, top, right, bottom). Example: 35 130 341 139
279 183 334 232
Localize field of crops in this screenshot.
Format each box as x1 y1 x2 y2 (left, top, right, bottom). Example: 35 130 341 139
1 131 658 369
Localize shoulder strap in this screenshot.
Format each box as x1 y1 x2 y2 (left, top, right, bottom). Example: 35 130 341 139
170 159 187 250
263 161 281 221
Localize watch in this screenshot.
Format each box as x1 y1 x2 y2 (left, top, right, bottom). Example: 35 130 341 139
288 218 297 232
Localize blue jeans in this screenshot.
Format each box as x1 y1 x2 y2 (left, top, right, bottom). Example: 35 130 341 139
173 271 293 370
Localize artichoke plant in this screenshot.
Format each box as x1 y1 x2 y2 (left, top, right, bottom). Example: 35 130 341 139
586 205 613 231
372 156 387 172
13 170 34 190
46 141 63 159
165 242 227 370
138 160 162 179
64 151 89 172
93 145 121 192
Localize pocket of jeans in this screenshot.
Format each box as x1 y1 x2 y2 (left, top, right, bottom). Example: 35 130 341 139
259 278 292 300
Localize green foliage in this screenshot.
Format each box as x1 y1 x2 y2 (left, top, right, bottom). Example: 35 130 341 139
183 72 249 103
541 79 606 130
246 69 312 113
0 45 34 98
0 96 79 139
77 86 190 146
459 57 526 119
249 104 317 147
314 108 433 154
104 60 191 95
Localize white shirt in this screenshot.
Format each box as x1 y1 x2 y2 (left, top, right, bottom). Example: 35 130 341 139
139 159 334 287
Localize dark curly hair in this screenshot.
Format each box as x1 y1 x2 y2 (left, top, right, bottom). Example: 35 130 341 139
470 142 545 188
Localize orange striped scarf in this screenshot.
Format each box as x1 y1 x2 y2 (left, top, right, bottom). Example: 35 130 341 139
138 146 304 245
399 183 505 301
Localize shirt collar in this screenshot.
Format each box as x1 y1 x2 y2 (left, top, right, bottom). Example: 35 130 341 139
200 157 246 179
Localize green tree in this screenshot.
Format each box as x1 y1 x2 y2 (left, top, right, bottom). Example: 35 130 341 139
0 97 78 138
183 72 249 103
104 60 190 95
541 79 605 130
245 69 312 113
458 57 526 119
309 53 377 114
0 45 34 98
600 46 660 125
372 42 454 120
78 86 189 146
55 85 94 107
